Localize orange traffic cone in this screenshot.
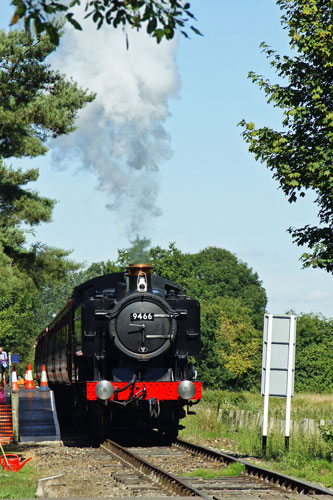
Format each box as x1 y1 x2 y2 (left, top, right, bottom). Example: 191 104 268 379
25 364 35 391
11 368 19 392
39 365 49 391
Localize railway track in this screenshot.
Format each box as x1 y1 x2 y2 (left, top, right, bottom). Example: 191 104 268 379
175 438 333 496
101 437 333 499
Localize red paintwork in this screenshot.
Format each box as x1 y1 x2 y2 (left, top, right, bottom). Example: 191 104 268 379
86 381 201 401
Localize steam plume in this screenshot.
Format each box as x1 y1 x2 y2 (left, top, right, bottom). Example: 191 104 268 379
50 23 180 233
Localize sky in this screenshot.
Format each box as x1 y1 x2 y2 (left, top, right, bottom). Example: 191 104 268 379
1 1 332 318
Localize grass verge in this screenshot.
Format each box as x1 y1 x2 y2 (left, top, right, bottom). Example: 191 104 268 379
181 462 245 478
180 392 333 489
0 465 37 499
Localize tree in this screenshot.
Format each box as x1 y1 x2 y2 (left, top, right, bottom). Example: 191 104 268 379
0 29 95 364
150 243 202 297
240 0 333 273
186 247 266 330
215 297 262 389
0 29 94 276
0 164 77 286
294 312 333 392
116 235 152 266
0 29 95 159
9 0 201 46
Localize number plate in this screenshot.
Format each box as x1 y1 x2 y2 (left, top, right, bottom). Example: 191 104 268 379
130 313 154 321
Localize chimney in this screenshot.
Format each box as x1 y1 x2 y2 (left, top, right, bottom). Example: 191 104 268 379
127 263 153 293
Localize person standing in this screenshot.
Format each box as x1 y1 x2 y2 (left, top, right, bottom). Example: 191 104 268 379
0 346 8 382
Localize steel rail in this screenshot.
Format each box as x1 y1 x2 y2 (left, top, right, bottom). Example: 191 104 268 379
102 439 212 499
175 438 333 496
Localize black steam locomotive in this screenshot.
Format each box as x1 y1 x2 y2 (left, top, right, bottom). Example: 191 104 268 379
35 264 201 439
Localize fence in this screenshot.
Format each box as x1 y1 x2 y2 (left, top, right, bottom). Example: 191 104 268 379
216 407 331 437
0 405 13 444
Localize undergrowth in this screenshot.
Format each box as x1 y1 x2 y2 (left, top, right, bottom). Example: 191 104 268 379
180 391 333 488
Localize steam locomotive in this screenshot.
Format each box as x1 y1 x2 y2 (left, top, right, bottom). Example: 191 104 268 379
35 264 201 439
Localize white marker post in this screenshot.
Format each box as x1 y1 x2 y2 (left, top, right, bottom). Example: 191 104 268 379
285 315 296 449
262 314 273 452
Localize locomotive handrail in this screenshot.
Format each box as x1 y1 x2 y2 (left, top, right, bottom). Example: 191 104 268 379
113 374 136 394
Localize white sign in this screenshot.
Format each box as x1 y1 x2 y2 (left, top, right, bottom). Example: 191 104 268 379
261 314 297 448
261 314 296 397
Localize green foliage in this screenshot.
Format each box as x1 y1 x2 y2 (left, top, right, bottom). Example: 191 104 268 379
150 243 200 295
9 0 202 46
118 235 151 265
186 247 266 330
239 0 333 273
182 463 245 478
198 298 234 388
294 313 333 392
319 422 333 444
0 30 95 159
215 297 262 387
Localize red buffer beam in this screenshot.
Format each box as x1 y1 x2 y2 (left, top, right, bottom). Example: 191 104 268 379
86 381 201 401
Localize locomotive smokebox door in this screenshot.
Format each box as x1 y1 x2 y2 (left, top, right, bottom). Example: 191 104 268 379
110 294 177 360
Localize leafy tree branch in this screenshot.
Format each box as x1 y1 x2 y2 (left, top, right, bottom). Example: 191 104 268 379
9 0 202 45
239 0 333 273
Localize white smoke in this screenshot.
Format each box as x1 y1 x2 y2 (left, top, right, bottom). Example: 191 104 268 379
50 22 180 233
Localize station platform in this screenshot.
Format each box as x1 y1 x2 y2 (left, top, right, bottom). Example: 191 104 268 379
18 389 61 442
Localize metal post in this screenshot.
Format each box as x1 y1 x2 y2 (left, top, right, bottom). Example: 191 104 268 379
262 314 273 453
8 352 12 397
12 391 19 443
285 315 295 450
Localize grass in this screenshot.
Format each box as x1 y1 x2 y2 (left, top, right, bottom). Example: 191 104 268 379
180 391 333 489
0 465 37 499
181 462 245 478
202 390 333 420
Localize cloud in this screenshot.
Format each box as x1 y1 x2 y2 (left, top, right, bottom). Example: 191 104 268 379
304 290 331 302
50 22 180 234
